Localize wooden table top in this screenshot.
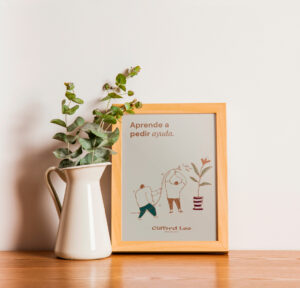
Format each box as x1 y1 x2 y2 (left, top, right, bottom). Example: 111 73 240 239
0 251 299 287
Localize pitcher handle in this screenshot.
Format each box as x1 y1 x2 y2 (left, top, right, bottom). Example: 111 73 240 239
45 167 67 218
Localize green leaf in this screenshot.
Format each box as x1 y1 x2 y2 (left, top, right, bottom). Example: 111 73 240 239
127 90 134 96
94 147 110 158
133 66 141 73
102 114 117 124
59 159 75 168
69 105 80 114
103 83 110 90
191 162 200 177
116 73 126 85
200 166 212 177
65 105 79 115
124 102 131 111
129 66 141 77
70 147 82 159
99 128 120 147
190 176 198 183
66 135 77 144
89 133 103 148
53 132 66 143
64 82 74 90
53 133 77 144
61 99 79 115
101 147 117 155
72 97 84 104
53 148 71 159
82 123 119 146
135 101 142 109
50 119 66 127
94 116 101 124
100 92 123 102
119 84 126 92
67 116 85 132
78 150 108 165
65 91 76 101
93 111 112 122
200 182 211 186
78 138 93 151
126 109 135 114
111 105 123 117
81 122 100 135
61 100 69 114
93 156 109 163
92 148 110 163
79 153 93 165
107 92 123 99
93 108 121 125
93 109 104 116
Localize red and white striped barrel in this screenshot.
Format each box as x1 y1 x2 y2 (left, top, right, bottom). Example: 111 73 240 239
193 196 203 210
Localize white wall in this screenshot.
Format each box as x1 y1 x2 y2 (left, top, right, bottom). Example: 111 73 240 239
1 0 300 250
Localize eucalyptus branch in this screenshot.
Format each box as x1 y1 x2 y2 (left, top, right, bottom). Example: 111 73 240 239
66 100 72 156
50 66 142 168
97 66 142 130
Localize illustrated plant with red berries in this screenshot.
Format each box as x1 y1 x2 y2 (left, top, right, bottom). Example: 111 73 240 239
190 158 212 197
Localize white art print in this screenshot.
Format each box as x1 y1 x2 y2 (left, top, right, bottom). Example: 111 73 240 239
122 114 217 241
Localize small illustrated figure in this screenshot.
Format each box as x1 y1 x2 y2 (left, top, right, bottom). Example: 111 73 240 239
134 184 161 219
164 170 187 213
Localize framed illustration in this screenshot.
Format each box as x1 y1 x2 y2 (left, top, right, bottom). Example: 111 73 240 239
111 103 228 252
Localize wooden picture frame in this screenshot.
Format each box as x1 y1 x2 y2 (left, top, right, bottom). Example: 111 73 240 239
111 103 228 252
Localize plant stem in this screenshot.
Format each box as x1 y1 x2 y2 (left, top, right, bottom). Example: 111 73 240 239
105 124 112 132
66 100 72 154
99 98 111 129
91 138 97 163
64 99 72 159
65 112 69 153
91 148 95 164
105 99 111 112
197 164 204 197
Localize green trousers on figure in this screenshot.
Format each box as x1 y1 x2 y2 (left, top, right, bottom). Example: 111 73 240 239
138 203 157 218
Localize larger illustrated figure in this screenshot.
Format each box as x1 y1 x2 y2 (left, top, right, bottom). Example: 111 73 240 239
163 169 187 213
134 184 161 218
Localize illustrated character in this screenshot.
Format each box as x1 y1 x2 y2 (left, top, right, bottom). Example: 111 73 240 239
134 184 161 219
163 169 187 213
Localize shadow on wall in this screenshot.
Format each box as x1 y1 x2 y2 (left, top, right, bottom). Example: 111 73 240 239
14 105 111 250
15 144 60 250
15 146 112 250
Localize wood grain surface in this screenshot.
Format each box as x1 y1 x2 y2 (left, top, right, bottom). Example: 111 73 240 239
0 251 300 288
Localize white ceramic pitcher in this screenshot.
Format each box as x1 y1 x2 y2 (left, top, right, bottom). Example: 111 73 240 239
45 163 112 260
